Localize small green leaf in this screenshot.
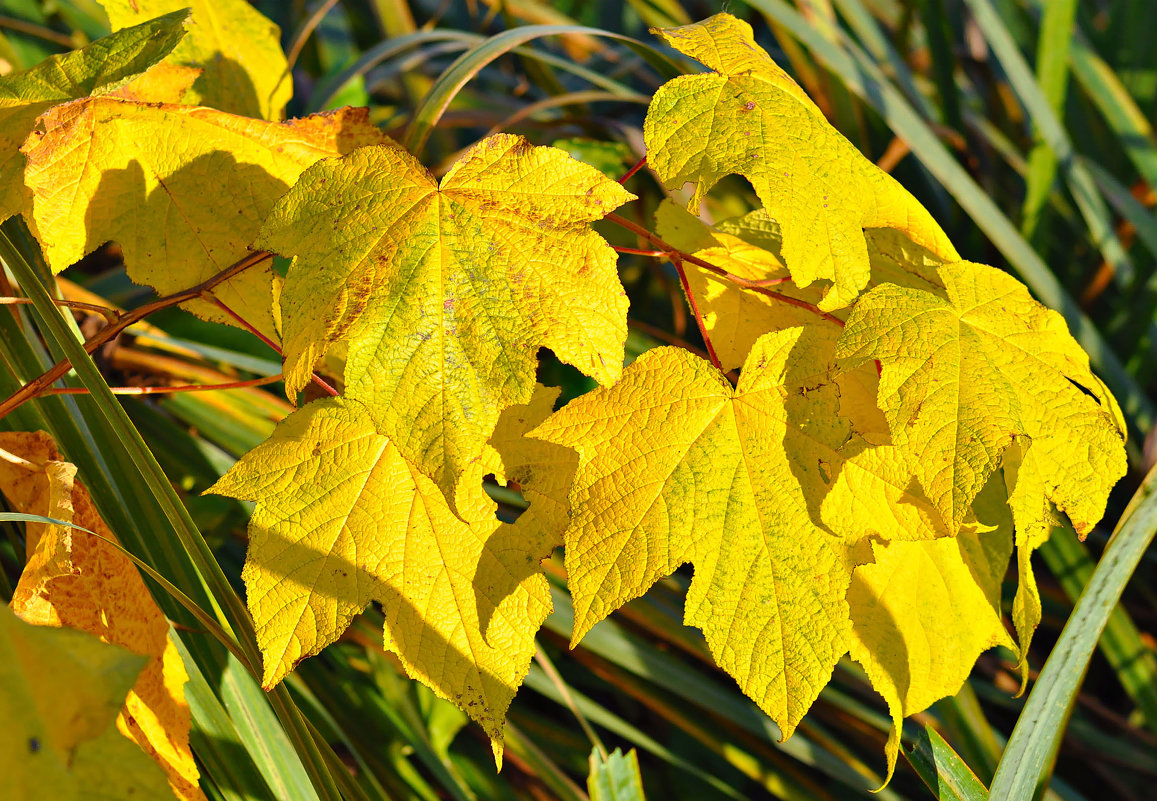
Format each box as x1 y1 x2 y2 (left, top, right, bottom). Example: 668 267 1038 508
588 748 648 801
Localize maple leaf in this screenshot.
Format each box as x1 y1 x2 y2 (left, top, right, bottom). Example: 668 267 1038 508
258 133 633 509
531 328 862 738
0 432 203 801
101 0 291 120
206 393 573 760
1 604 176 801
21 100 387 341
644 14 958 310
835 261 1127 538
848 474 1015 783
0 10 188 224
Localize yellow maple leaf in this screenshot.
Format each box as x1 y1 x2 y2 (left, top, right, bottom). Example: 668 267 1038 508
836 261 1127 539
531 328 865 738
848 473 1016 784
101 0 291 120
1 604 175 801
258 133 634 510
644 14 958 310
0 10 188 224
0 432 203 801
206 394 574 761
21 100 386 341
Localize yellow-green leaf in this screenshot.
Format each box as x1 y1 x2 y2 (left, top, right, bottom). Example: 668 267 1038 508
848 473 1015 784
110 62 202 104
644 14 958 310
531 328 858 738
1 432 203 801
1 604 175 801
21 99 386 341
259 133 634 510
102 0 290 120
206 397 556 760
0 9 187 223
1002 440 1066 683
835 261 1127 537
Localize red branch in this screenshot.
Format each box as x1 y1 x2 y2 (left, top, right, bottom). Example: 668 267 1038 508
205 294 338 398
606 212 844 327
618 155 647 185
671 255 724 373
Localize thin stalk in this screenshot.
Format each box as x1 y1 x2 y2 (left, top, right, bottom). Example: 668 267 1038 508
534 647 608 760
43 374 283 396
0 295 118 324
619 155 647 184
0 251 271 421
285 0 341 69
606 212 842 325
672 256 724 373
206 295 338 398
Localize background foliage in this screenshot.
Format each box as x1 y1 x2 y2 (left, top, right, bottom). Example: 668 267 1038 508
0 1 1155 799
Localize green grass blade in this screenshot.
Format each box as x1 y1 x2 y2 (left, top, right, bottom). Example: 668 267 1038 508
1064 18 1157 194
220 656 321 801
172 635 279 801
1019 0 1077 243
830 0 932 116
904 726 989 801
522 663 747 800
933 684 1002 783
965 0 1135 287
307 30 481 111
402 25 671 156
0 231 346 801
990 464 1157 800
1038 524 1157 736
0 511 93 530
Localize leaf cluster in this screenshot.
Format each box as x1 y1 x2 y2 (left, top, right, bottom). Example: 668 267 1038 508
0 4 1143 800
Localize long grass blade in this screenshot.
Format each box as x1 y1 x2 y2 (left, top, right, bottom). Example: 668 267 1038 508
990 464 1157 799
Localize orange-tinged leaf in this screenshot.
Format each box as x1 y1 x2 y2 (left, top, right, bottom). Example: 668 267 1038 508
258 133 634 510
848 474 1015 783
836 261 1127 537
207 396 565 761
1 604 175 801
0 432 203 801
21 99 387 342
0 10 187 223
101 0 291 120
531 328 859 738
644 14 958 310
